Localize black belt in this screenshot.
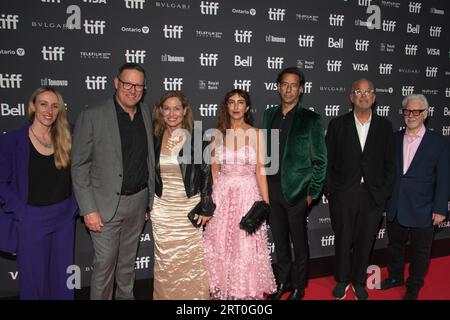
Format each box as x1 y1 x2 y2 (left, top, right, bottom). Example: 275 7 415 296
121 183 148 196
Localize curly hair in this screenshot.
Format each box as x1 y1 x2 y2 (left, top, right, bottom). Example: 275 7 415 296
216 89 253 136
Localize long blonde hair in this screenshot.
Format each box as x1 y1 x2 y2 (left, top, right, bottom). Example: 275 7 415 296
152 91 193 137
28 86 72 169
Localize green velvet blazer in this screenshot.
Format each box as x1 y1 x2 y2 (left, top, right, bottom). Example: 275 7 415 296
263 103 327 206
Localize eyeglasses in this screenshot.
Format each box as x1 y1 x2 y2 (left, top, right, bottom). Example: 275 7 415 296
279 82 301 90
118 78 146 92
402 109 426 117
353 89 374 96
161 105 184 115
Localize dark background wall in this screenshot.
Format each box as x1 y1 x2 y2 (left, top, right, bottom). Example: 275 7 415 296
1 0 449 297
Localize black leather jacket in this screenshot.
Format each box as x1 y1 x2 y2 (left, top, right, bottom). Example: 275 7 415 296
154 131 215 216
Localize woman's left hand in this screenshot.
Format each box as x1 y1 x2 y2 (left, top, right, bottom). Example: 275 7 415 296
196 215 211 227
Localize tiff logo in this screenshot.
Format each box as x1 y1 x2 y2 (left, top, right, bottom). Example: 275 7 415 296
326 60 342 72
135 256 150 269
42 46 65 61
298 35 314 47
328 37 344 49
321 235 335 247
409 2 422 13
428 106 435 117
200 1 219 15
84 20 106 34
268 8 285 21
234 30 252 43
85 76 107 90
382 20 396 32
358 0 372 5
379 63 393 75
234 55 252 67
304 82 312 94
402 86 415 96
429 26 442 37
407 23 420 34
1 103 25 116
425 67 438 78
442 126 450 136
267 57 284 69
0 14 19 30
405 44 418 55
233 80 251 92
125 50 146 63
446 88 450 97
125 0 145 9
376 106 390 117
325 105 340 117
355 39 369 51
0 74 22 88
329 14 344 27
199 53 219 66
199 104 218 117
163 77 183 90
163 25 183 38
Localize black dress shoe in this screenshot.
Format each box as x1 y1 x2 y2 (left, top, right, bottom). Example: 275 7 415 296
377 278 404 290
267 284 288 300
403 287 419 300
287 288 305 300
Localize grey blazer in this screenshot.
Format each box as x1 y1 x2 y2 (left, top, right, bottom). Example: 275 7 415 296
71 98 155 222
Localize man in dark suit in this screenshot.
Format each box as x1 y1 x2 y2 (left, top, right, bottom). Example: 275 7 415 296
264 67 327 300
376 94 449 300
72 63 155 299
325 78 396 300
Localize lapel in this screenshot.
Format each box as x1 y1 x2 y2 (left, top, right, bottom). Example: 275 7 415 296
17 125 30 202
106 98 123 164
343 112 362 154
404 128 429 176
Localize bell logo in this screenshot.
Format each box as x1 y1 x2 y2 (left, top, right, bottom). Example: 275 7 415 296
234 55 252 67
355 39 369 51
325 105 340 117
163 25 183 38
329 14 344 27
268 8 285 21
429 26 442 37
379 63 393 75
407 23 420 34
41 46 65 61
163 77 183 90
0 73 22 88
234 30 252 43
298 35 314 47
85 76 107 90
425 67 438 78
83 19 106 34
376 106 390 117
352 63 368 72
1 103 25 116
0 14 19 30
199 53 219 66
199 104 218 117
326 60 342 72
233 80 251 92
200 1 219 15
328 37 344 49
382 20 396 32
125 0 145 9
409 2 422 13
267 57 284 69
405 44 418 55
125 50 146 63
402 86 414 96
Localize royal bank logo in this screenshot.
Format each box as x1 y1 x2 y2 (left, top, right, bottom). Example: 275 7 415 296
268 8 285 21
40 78 68 87
199 1 218 15
298 35 314 47
125 0 145 9
121 25 150 34
233 80 251 92
0 48 25 56
380 43 395 53
1 103 25 116
329 14 344 27
234 55 252 67
0 14 19 30
430 8 444 15
85 76 107 90
265 35 286 43
376 106 390 116
325 105 340 117
232 8 256 16
328 37 343 49
83 19 106 34
429 26 442 37
426 48 440 56
80 51 111 59
295 13 319 22
425 67 438 78
161 54 184 63
408 2 422 13
125 50 146 63
326 60 342 72
42 46 65 61
135 256 150 269
379 63 393 75
199 53 219 67
355 40 369 51
156 1 190 10
352 63 368 72
402 85 414 96
234 30 252 43
382 20 396 32
199 103 218 117
267 57 284 69
163 25 183 38
198 80 219 90
163 78 183 91
296 60 315 70
405 44 418 55
195 30 222 39
406 23 420 34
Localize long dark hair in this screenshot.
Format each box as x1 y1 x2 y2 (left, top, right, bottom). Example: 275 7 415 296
216 89 253 136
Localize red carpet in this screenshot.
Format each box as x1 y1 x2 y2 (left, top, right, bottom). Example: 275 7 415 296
282 256 450 300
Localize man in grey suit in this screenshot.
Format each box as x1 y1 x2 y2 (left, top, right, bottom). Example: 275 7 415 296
72 63 155 300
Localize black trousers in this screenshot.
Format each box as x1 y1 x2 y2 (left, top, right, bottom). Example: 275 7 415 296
268 184 308 290
386 218 434 289
329 184 382 286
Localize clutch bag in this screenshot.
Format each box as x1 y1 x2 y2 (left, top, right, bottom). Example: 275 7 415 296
239 201 270 234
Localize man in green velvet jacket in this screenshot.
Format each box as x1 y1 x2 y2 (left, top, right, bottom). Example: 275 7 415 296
264 67 327 300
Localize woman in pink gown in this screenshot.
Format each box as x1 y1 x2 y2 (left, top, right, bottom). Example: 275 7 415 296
203 89 276 299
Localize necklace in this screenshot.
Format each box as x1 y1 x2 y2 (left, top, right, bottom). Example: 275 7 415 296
30 126 53 149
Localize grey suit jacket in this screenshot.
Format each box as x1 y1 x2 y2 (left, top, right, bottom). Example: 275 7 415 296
71 98 155 222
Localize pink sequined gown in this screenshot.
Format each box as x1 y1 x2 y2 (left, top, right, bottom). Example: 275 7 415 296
203 145 276 300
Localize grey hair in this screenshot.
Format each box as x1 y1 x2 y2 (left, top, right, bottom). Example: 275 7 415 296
402 94 429 110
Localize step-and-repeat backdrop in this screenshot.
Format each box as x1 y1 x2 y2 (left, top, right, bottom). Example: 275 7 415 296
1 0 449 297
